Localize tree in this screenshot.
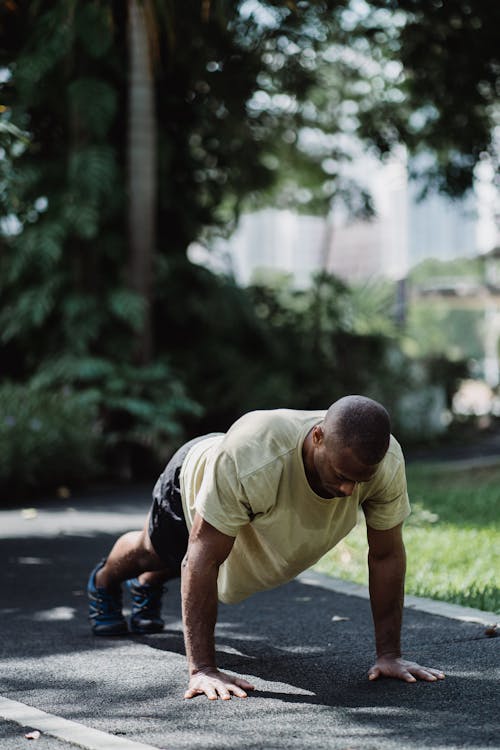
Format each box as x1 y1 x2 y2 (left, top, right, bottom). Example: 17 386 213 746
350 0 500 195
127 0 157 363
0 1 130 373
1 0 498 435
0 1 199 478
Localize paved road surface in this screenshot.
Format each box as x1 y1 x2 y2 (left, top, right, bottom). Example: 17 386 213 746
0 485 498 750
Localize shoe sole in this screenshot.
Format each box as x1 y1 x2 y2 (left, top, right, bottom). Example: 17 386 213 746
129 622 165 634
91 623 129 636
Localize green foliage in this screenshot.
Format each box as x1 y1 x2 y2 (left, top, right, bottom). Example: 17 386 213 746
246 272 415 421
0 1 126 378
74 4 114 59
0 352 201 494
68 78 118 138
405 304 483 361
156 262 432 438
406 461 500 527
420 356 469 410
408 256 483 285
402 460 500 612
352 0 500 194
0 382 99 499
0 120 30 228
1 0 495 489
29 355 202 476
404 256 486 363
68 146 118 200
341 279 399 337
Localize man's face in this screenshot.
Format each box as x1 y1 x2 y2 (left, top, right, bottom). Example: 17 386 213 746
312 425 378 498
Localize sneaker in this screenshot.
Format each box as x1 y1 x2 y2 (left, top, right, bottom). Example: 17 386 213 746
87 559 128 636
126 578 165 634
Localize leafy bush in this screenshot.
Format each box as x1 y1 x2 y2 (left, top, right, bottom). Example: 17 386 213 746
0 382 99 499
29 355 202 478
157 263 439 439
0 353 202 498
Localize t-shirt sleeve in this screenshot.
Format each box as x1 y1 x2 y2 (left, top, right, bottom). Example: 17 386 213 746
361 459 411 530
194 449 252 537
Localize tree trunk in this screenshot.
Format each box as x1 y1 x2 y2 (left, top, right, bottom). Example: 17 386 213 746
127 0 157 364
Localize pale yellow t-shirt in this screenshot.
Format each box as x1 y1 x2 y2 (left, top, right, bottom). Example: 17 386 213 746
180 409 410 604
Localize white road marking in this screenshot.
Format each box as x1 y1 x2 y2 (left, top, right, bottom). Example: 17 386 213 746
298 570 499 625
0 696 162 750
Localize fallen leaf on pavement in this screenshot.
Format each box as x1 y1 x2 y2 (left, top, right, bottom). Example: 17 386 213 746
21 508 38 520
24 730 41 740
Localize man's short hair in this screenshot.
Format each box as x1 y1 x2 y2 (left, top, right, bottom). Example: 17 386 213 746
324 395 391 465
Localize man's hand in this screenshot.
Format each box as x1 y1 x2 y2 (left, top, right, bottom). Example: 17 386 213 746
368 655 445 683
184 668 255 700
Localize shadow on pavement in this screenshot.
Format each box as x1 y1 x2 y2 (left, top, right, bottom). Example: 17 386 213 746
0 530 498 749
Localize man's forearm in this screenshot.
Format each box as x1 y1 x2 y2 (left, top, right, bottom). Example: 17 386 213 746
181 551 220 675
368 545 406 658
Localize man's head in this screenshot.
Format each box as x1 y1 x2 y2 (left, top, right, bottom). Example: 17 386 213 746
323 395 391 466
307 395 391 498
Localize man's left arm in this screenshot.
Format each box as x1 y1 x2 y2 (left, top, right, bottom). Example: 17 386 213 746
367 522 445 683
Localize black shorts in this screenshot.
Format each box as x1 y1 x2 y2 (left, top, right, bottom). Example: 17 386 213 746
148 433 223 575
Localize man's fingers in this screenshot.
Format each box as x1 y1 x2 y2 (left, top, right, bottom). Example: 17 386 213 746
217 682 249 699
234 677 255 691
371 658 445 684
411 667 444 681
228 685 248 698
184 685 218 700
427 668 445 679
405 665 445 682
184 672 254 701
401 670 417 683
416 670 437 681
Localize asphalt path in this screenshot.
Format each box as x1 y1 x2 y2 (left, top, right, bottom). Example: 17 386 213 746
0 484 498 750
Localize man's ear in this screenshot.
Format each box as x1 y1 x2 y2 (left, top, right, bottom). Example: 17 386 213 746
312 424 324 446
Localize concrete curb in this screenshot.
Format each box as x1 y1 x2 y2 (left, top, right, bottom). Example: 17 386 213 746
0 697 161 750
298 570 499 626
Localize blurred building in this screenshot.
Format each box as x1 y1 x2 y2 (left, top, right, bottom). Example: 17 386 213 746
228 209 325 287
407 183 476 265
190 150 498 287
328 151 409 281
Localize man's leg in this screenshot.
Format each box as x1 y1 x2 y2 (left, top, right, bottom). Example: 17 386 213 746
88 440 194 636
88 433 221 635
95 517 172 591
89 516 177 635
88 514 178 636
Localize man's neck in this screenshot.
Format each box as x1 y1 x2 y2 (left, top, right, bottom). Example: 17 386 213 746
302 428 326 497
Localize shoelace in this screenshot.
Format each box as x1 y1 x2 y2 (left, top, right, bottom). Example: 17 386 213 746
130 585 164 615
90 590 122 618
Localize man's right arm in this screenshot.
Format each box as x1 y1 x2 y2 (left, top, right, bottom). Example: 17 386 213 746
181 511 255 700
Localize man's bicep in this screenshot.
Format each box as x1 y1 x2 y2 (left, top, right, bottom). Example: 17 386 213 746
187 511 236 567
367 522 404 560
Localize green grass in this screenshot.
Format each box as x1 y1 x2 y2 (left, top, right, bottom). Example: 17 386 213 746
313 460 500 615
